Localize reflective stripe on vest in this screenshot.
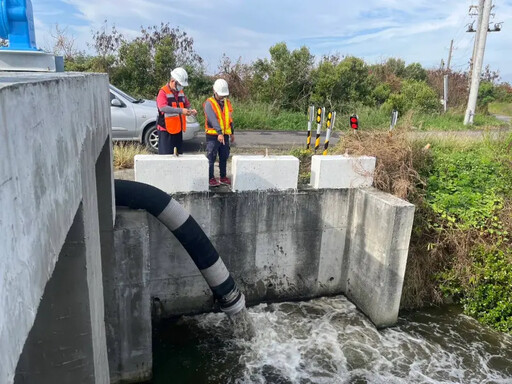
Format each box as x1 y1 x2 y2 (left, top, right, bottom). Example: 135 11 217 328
204 97 232 135
158 84 187 134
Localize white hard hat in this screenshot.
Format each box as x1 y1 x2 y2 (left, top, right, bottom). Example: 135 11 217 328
170 67 189 86
213 78 229 97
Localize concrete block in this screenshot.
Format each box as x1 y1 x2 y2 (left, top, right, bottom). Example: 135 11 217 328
310 155 376 189
134 154 208 193
232 155 299 191
344 188 415 328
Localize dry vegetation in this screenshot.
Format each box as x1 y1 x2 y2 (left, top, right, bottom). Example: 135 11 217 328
328 125 443 308
113 142 149 170
330 124 427 201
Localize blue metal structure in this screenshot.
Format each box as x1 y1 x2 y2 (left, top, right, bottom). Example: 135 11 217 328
0 0 38 50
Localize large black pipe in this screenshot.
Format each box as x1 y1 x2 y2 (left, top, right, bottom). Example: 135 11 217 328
114 179 245 316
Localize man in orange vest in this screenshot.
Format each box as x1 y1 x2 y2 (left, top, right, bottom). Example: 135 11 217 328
156 67 197 154
203 79 234 187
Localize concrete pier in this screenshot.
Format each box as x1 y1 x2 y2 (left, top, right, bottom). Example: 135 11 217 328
0 73 113 383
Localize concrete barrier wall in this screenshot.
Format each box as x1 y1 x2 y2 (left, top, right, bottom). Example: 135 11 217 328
146 190 352 313
0 73 112 383
232 155 300 191
310 155 376 189
111 188 415 371
134 154 209 193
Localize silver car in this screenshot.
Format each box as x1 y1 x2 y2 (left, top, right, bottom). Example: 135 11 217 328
109 84 201 152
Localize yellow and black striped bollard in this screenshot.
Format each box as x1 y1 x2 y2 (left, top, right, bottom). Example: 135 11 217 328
323 111 336 155
314 107 324 153
306 105 314 149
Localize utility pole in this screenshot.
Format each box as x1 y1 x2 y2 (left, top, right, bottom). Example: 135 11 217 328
443 75 449 112
469 0 485 75
464 0 492 125
443 39 454 112
446 39 454 71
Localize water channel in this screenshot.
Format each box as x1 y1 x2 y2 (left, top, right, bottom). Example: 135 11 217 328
151 296 512 383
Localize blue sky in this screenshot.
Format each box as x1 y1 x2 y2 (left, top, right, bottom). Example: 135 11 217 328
32 0 512 82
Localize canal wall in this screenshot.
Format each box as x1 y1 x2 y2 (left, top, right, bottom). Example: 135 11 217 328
111 187 415 381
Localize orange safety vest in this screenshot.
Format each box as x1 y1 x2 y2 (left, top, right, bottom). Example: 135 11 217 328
157 84 187 134
204 97 233 135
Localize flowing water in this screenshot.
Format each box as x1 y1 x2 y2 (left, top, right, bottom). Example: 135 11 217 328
151 296 512 384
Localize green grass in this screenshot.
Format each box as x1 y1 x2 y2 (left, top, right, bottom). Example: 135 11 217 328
489 102 512 116
414 111 508 131
193 100 306 131
427 135 512 333
196 99 509 132
234 101 305 131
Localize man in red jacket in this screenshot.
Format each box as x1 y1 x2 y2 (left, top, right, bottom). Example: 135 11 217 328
156 67 197 154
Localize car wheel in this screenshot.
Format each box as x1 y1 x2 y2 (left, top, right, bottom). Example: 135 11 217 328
144 125 158 153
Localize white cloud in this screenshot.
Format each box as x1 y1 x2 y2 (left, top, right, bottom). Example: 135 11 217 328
31 0 512 81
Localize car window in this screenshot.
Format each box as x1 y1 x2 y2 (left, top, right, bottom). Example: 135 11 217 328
109 85 137 103
110 92 116 101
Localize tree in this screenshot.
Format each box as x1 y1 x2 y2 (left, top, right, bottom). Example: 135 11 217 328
50 24 80 60
217 54 253 101
89 21 124 75
385 58 406 77
404 63 427 82
88 21 204 98
369 62 402 92
427 69 469 108
64 54 98 72
138 23 202 69
372 83 392 105
480 65 500 84
182 64 212 99
111 41 154 97
252 43 314 111
494 83 512 103
383 80 439 114
311 56 375 110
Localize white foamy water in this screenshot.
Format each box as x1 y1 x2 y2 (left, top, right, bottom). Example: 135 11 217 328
153 296 512 384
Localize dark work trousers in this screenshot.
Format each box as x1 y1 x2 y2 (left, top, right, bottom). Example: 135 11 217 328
206 134 230 179
158 129 183 154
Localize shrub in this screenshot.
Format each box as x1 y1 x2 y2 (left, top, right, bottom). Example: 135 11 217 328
428 137 512 333
478 81 497 107
426 147 508 231
382 93 407 115
402 80 440 113
382 80 439 115
463 247 512 333
372 83 391 105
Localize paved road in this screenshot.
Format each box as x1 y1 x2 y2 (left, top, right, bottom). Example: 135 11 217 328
183 131 340 152
495 114 511 123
